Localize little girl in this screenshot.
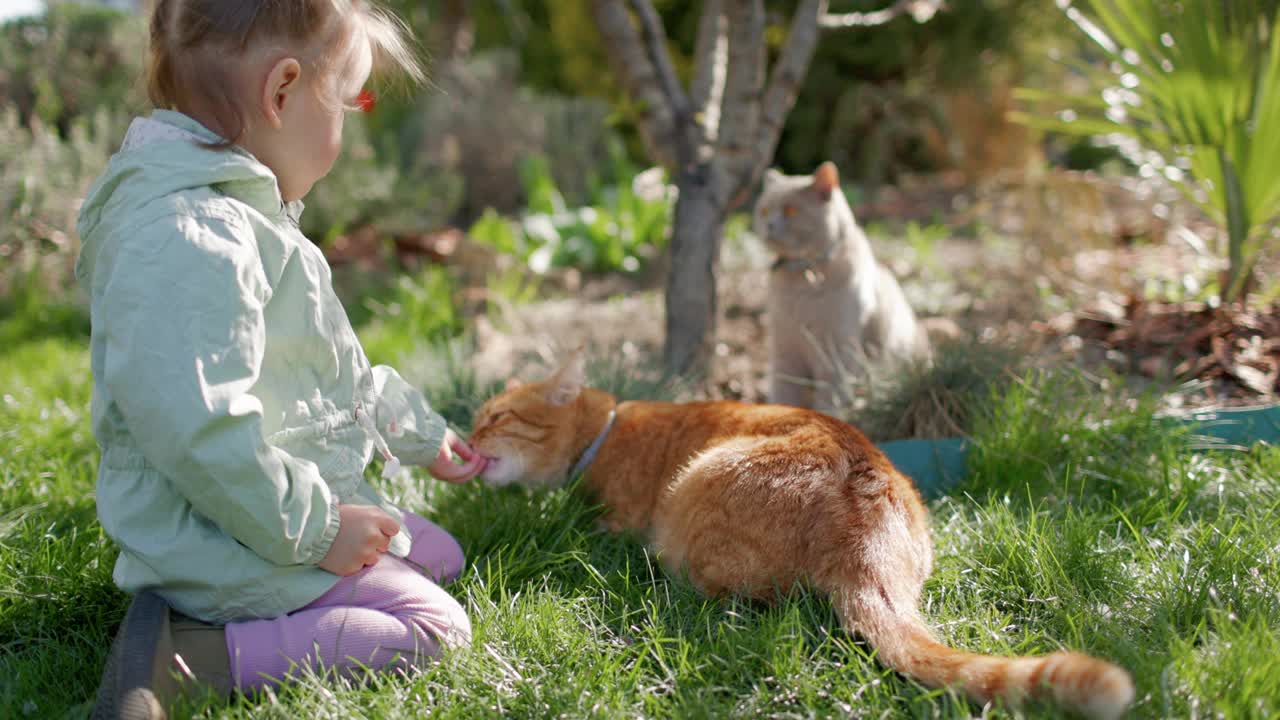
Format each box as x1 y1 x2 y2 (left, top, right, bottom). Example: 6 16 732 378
76 2 483 717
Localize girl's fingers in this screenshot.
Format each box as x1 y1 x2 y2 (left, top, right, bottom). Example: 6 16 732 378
449 433 478 461
454 454 486 481
439 466 469 482
377 514 401 537
436 453 485 483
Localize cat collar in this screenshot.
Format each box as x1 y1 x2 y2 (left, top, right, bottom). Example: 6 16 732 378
770 242 841 274
771 254 831 286
771 256 818 273
570 408 617 478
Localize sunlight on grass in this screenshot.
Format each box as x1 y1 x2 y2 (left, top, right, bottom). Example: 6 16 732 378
0 336 121 719
1 314 1277 718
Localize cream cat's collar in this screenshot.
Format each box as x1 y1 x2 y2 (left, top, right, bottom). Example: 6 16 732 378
771 252 835 286
770 240 843 285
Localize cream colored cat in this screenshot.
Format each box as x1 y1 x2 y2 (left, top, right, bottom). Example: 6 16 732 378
757 162 930 411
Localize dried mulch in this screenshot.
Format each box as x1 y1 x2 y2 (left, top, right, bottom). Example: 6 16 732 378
1055 298 1280 403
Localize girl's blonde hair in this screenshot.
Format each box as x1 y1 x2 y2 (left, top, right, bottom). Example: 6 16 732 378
147 0 423 146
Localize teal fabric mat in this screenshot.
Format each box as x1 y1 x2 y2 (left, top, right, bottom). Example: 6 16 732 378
879 404 1280 499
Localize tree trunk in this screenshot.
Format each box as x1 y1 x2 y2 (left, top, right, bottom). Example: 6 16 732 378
664 169 725 376
431 0 474 62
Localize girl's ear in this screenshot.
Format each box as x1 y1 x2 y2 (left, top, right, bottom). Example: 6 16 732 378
545 350 586 406
261 57 302 129
811 161 839 201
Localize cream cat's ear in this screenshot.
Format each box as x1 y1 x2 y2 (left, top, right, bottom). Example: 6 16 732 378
812 161 839 201
545 350 586 405
764 168 786 187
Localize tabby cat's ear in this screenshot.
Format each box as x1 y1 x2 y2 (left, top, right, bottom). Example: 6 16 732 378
812 161 839 201
504 377 523 391
546 351 586 406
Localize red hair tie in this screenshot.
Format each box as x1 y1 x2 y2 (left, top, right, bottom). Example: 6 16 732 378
356 89 376 114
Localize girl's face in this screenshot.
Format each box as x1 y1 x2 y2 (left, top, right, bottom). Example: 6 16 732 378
247 23 373 203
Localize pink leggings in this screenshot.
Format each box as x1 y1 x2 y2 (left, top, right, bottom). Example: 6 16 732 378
224 511 471 690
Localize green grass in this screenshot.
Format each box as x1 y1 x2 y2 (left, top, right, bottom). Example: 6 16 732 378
2 292 1278 719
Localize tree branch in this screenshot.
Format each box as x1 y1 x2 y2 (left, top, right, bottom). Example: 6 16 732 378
631 0 691 130
715 0 766 206
738 0 825 207
590 0 683 170
689 0 727 147
819 0 943 28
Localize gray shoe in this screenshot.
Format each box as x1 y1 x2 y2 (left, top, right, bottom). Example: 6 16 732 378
169 613 233 699
91 592 232 720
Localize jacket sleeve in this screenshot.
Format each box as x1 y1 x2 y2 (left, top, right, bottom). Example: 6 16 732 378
97 209 340 567
370 365 449 466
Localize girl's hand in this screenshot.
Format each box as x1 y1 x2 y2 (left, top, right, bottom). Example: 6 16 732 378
429 428 487 484
319 504 400 576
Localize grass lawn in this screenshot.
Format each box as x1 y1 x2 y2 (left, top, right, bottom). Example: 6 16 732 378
2 295 1278 719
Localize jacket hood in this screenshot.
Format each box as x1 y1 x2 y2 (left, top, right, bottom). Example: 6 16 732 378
76 110 298 282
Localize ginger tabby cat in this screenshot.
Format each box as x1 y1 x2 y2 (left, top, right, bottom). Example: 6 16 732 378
469 354 1134 719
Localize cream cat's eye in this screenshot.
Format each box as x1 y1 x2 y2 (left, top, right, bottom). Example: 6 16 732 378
783 205 797 218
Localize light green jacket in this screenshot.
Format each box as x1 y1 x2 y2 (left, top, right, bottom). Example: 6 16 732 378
75 111 448 624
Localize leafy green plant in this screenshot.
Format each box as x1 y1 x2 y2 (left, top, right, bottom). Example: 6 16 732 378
356 266 461 366
1015 0 1280 303
467 141 672 275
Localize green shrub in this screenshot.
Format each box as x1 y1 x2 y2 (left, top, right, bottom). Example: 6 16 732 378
0 5 146 134
467 143 672 275
300 114 464 245
394 51 623 224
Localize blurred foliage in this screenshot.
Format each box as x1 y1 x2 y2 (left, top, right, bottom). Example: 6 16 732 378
0 6 141 305
300 114 464 244
1015 0 1280 304
468 143 673 275
358 266 462 366
0 0 1093 262
0 0 1127 312
386 0 1079 186
0 3 145 134
390 51 623 224
0 106 125 297
780 0 1073 183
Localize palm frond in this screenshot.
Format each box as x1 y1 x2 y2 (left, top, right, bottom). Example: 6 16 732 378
1021 0 1280 302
